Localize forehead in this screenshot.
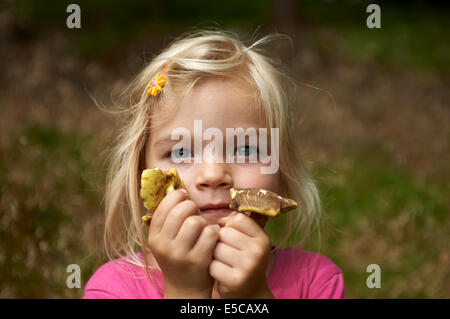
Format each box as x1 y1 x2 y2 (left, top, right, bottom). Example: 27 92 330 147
150 77 266 143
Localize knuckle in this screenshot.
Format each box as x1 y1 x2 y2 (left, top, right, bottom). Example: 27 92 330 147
162 190 184 207
263 234 272 247
183 216 197 228
170 200 197 219
209 259 218 273
220 226 231 238
241 257 257 271
232 270 247 287
203 225 219 238
198 216 209 227
202 226 215 237
256 235 271 250
235 213 247 224
171 189 187 200
184 200 199 211
263 239 272 252
217 242 228 255
170 206 186 220
184 216 203 229
252 245 265 258
253 245 264 256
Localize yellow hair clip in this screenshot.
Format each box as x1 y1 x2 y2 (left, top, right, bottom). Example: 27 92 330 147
147 63 169 96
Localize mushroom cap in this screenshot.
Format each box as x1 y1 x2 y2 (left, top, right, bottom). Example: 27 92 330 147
229 188 298 217
140 167 188 225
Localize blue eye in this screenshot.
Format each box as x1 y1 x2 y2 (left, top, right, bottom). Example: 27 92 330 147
235 145 258 157
170 147 192 159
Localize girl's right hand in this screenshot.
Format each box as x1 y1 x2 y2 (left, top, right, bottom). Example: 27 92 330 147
147 189 220 298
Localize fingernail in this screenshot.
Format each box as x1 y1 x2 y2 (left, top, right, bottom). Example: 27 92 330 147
179 189 188 195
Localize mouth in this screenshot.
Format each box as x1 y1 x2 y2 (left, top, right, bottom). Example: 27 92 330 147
199 202 234 221
200 207 233 216
199 206 253 226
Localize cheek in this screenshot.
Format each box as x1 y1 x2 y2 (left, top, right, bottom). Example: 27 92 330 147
145 152 160 170
144 149 171 172
144 143 155 169
232 166 280 192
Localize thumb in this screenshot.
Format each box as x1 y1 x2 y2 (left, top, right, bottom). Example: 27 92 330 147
217 211 240 227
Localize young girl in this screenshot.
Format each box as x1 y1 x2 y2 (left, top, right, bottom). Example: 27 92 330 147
83 30 345 299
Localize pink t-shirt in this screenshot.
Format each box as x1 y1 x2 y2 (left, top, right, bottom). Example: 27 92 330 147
83 247 345 299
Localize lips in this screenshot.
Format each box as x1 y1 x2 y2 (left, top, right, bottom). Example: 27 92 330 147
200 207 233 215
199 202 229 210
199 202 233 218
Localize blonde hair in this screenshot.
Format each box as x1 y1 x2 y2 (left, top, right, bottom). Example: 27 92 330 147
102 30 321 278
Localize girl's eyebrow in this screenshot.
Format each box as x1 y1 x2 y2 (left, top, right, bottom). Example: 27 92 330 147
153 134 195 148
152 136 179 147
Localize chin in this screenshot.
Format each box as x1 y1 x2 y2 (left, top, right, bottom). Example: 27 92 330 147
201 214 222 225
199 208 233 225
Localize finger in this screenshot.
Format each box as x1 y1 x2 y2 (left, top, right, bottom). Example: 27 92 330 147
149 189 189 236
213 242 240 268
219 226 250 251
190 224 220 256
217 211 239 227
161 200 201 238
226 212 262 238
175 215 209 249
209 259 234 283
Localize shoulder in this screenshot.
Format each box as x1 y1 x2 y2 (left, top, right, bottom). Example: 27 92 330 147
83 255 161 299
270 247 345 299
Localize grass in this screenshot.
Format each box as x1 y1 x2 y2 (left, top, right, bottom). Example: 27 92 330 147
0 123 106 298
13 0 272 60
266 145 449 298
299 1 450 76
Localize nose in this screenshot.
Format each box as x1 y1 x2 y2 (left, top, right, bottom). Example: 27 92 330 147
195 162 233 190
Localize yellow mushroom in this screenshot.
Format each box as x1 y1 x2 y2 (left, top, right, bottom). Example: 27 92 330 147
140 167 188 225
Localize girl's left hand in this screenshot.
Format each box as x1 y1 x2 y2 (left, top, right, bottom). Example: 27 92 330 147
209 212 274 298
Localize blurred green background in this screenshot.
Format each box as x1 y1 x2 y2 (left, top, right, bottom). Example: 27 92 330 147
0 0 448 298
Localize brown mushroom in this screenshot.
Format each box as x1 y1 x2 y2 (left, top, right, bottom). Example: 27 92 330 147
229 188 298 227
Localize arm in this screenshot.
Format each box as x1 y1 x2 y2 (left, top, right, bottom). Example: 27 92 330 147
308 271 345 299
